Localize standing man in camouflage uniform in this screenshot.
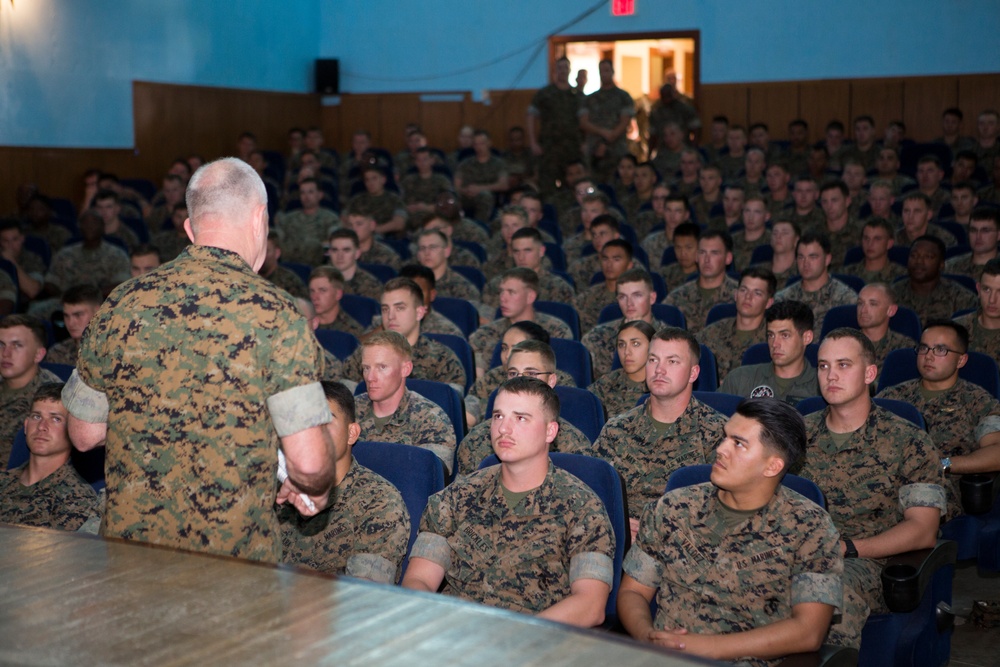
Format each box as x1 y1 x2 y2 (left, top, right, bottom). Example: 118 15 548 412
665 230 738 334
279 381 409 583
579 59 635 185
527 56 583 199
619 398 842 664
591 327 727 539
404 377 615 628
0 315 61 464
799 329 945 648
954 258 1000 363
0 382 101 532
878 321 1000 518
355 330 457 475
720 301 818 405
774 231 857 338
698 267 776 384
64 158 337 563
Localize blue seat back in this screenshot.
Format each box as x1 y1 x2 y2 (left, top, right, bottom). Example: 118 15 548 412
358 262 397 284
352 440 445 580
534 300 581 340
451 265 486 293
478 451 628 622
705 303 737 326
666 464 825 507
39 362 74 381
424 333 475 394
432 297 479 338
819 304 922 342
279 261 312 285
339 293 381 328
492 337 593 387
878 347 1000 398
314 329 359 361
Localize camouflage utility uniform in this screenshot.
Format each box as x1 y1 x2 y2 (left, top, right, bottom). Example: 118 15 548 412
470 314 573 371
665 276 739 334
275 209 340 267
409 463 615 613
775 279 857 338
588 369 647 420
697 317 767 384
355 389 456 475
0 462 100 531
279 457 410 583
0 368 61 465
455 417 589 477
64 245 331 562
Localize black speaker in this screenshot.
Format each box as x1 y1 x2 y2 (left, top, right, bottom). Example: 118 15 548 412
315 59 340 95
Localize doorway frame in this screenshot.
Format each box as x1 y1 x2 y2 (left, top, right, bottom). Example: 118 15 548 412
549 30 701 102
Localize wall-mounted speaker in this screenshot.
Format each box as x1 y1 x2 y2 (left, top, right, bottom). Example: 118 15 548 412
315 59 340 95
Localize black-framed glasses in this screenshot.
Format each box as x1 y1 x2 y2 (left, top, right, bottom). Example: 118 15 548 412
506 370 554 379
915 344 961 357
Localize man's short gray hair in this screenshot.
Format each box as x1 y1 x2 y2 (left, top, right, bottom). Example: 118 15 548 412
186 157 267 231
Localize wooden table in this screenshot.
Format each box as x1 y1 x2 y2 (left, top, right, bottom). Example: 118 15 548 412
0 525 716 666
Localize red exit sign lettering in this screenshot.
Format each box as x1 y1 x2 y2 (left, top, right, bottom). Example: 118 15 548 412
612 0 635 16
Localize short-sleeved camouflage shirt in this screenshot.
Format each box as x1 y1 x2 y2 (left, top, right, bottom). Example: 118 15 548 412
279 456 410 583
0 462 100 531
355 389 456 475
410 463 615 614
624 483 843 667
455 416 590 477
590 397 726 518
65 244 331 563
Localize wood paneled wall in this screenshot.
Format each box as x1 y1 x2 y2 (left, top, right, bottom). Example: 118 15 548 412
2 73 998 215
699 73 1000 143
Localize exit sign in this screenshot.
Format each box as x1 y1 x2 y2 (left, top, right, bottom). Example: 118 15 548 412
611 0 635 16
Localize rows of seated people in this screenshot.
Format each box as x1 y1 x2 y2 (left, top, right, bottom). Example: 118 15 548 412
4 105 1000 663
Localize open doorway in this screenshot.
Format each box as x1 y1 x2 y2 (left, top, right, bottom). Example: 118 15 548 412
550 31 700 158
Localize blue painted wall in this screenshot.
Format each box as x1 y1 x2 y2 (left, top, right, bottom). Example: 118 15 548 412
0 0 320 147
321 0 1000 92
3 0 999 148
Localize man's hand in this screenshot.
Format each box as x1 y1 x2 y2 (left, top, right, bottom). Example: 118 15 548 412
648 627 718 658
276 477 329 517
629 517 640 543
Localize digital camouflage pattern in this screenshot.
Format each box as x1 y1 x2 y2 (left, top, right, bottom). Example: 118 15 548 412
878 378 1000 519
719 363 819 406
465 366 576 425
359 241 402 271
572 283 617 335
469 314 573 372
44 337 80 366
660 262 697 294
775 278 857 338
265 264 308 300
944 253 991 283
316 309 365 339
665 275 739 334
624 483 843 667
588 369 647 420
482 271 575 310
400 172 453 207
789 208 825 232
582 317 670 380
275 208 340 267
840 260 908 284
410 463 615 614
731 229 771 271
0 368 61 465
796 404 946 647
342 334 465 390
893 224 957 249
348 191 409 229
44 242 131 293
808 218 862 269
456 156 508 222
367 309 464 339
435 268 481 302
568 254 602 294
455 416 590 477
279 457 410 584
953 312 1000 365
344 267 384 301
355 389 456 475
528 84 582 196
580 86 635 182
590 397 726 518
0 462 100 531
68 245 330 563
892 279 978 325
697 317 768 384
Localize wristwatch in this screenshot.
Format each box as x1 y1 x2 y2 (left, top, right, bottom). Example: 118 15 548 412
843 537 859 559
942 457 952 474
